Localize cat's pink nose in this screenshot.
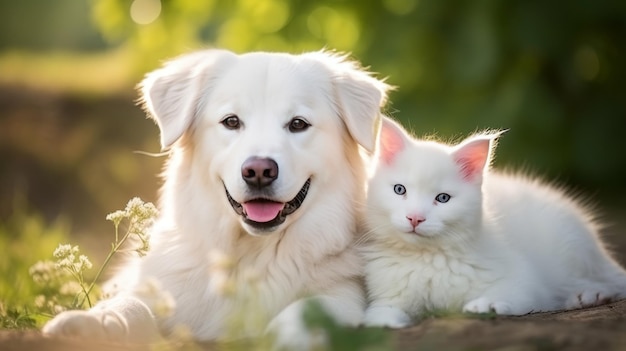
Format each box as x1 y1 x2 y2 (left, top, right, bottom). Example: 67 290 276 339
407 215 426 227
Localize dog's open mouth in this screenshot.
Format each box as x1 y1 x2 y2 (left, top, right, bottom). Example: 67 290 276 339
225 179 311 230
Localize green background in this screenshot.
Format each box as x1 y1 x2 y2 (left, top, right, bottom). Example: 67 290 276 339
0 0 625 255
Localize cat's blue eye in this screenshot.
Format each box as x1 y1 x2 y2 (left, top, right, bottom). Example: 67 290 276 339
393 184 406 195
435 193 451 203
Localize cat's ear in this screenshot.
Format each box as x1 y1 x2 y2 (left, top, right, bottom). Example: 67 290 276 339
452 131 504 181
378 117 407 164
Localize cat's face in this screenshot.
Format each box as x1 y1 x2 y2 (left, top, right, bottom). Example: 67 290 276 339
367 118 496 245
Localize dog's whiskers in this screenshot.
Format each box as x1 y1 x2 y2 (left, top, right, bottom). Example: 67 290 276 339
133 150 171 157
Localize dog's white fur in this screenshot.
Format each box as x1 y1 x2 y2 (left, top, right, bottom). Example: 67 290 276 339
42 49 390 347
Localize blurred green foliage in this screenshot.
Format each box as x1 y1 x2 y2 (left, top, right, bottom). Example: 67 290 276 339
0 1 625 328
88 0 626 192
0 197 72 328
0 1 625 347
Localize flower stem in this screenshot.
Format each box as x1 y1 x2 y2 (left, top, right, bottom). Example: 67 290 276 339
78 225 131 307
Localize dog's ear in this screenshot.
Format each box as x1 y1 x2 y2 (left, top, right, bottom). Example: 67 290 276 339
310 52 392 153
139 50 238 149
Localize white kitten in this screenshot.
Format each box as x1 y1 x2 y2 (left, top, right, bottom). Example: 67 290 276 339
362 117 626 328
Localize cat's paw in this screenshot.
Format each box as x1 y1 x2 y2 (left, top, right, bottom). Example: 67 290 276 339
565 290 615 310
463 297 513 315
363 305 412 328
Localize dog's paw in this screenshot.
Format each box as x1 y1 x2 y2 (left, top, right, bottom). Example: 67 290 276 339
565 290 614 310
363 305 412 329
42 309 129 340
42 297 160 343
463 297 513 315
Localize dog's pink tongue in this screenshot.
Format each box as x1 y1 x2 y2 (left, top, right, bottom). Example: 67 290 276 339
243 201 284 223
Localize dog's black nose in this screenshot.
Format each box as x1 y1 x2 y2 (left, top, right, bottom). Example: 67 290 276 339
241 157 279 188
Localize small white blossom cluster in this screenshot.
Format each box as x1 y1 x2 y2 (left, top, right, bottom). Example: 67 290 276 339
29 258 85 313
205 250 273 342
135 278 176 318
106 197 158 257
29 260 62 285
208 250 236 296
33 294 67 315
52 244 93 273
27 198 159 318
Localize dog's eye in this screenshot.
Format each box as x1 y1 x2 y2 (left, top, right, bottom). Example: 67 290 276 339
221 115 241 130
288 118 310 133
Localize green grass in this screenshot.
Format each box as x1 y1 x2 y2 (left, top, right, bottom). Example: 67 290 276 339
0 197 155 330
0 199 73 328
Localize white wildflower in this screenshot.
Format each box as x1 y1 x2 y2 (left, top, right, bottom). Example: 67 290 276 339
74 255 93 272
153 292 176 318
215 276 234 296
135 278 176 318
29 260 60 285
125 197 159 225
60 281 83 296
53 304 66 314
53 244 77 259
208 250 235 296
243 268 261 285
208 250 234 271
34 295 46 308
107 197 158 257
105 209 126 226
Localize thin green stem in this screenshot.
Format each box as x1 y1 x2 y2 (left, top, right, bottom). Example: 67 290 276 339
66 268 87 308
78 274 92 308
65 267 92 308
78 225 132 307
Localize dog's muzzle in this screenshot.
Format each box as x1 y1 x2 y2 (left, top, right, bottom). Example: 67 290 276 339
225 178 311 231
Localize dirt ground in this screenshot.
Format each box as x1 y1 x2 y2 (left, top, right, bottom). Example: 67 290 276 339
2 299 626 351
394 299 626 350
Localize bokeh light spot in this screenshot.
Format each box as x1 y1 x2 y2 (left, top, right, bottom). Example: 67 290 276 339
247 0 290 33
130 0 161 25
307 7 360 50
383 0 418 15
217 18 257 52
575 45 600 81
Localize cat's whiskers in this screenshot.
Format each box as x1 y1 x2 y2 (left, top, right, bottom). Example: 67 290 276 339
355 220 395 247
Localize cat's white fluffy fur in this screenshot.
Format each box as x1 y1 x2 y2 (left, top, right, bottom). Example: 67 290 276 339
362 117 626 328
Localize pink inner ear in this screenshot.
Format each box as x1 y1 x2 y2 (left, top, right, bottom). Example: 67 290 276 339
379 120 405 164
452 138 491 181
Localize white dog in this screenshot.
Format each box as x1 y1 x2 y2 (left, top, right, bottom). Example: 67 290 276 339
42 49 391 348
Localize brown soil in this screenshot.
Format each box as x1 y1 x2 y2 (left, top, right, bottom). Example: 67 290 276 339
394 299 626 350
2 300 626 351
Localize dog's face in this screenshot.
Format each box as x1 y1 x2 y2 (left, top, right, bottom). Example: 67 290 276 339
140 50 390 235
